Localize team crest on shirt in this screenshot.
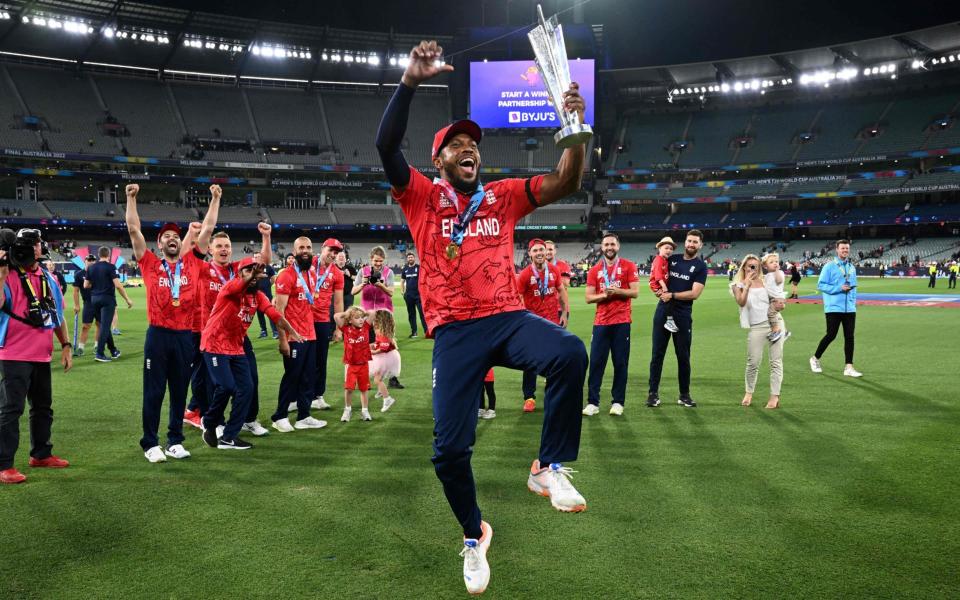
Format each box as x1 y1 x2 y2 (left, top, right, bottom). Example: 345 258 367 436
690 266 696 273
438 191 452 209
485 190 497 205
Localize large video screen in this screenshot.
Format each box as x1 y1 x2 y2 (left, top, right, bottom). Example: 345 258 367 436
470 59 595 129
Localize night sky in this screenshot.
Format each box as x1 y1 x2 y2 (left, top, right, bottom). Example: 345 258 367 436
142 0 960 68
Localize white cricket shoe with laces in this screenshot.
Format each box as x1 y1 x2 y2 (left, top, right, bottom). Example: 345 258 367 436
381 396 396 412
144 446 166 463
341 407 352 422
272 418 295 433
809 356 823 373
460 521 492 595
843 365 863 378
609 403 624 416
294 416 327 429
312 396 331 410
242 421 270 436
581 404 600 416
527 460 587 513
164 444 191 459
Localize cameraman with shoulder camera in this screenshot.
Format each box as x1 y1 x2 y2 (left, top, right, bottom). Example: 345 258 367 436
0 228 73 484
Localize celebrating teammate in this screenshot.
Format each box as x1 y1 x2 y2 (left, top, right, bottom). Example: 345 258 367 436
125 183 214 463
307 238 345 412
376 40 589 595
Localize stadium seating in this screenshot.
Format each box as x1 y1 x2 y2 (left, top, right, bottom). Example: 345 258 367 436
246 88 328 146
331 204 400 225
122 202 199 223
43 200 114 221
0 65 45 150
0 199 51 218
264 206 336 225
93 75 184 157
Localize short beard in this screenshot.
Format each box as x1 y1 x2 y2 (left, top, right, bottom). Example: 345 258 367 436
295 255 312 270
444 168 478 194
163 245 179 259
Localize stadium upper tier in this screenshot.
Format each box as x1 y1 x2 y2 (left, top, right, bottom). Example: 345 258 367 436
614 88 960 170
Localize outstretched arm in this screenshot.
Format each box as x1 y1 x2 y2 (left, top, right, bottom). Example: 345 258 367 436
257 222 272 264
538 83 587 206
195 184 221 255
124 184 147 260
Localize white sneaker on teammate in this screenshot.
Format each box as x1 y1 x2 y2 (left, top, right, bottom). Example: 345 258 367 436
294 416 328 429
242 421 270 436
609 403 624 416
809 356 823 373
581 404 600 416
361 409 372 421
164 444 191 460
527 460 587 513
664 317 679 333
460 521 493 595
216 425 225 439
287 402 299 412
381 396 396 412
272 418 295 433
478 408 485 418
481 409 496 420
312 396 331 410
144 446 166 463
843 365 863 378
340 407 352 422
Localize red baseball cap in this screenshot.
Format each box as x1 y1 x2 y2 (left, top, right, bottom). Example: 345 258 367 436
432 120 483 159
156 222 181 243
237 257 256 270
322 238 343 251
528 238 547 251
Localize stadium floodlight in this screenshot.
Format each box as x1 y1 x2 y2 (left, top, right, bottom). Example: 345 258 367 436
103 27 115 37
344 54 354 63
21 15 28 23
870 66 880 74
389 57 397 66
252 46 261 55
399 57 409 67
950 55 957 63
733 81 743 92
0 11 10 20
47 19 62 29
368 54 380 66
911 59 923 69
720 83 730 92
32 17 45 26
332 53 342 62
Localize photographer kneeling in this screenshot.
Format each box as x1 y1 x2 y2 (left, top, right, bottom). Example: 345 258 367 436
0 228 73 484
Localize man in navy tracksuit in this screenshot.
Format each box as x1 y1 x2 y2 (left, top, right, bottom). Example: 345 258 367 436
400 252 428 337
648 230 707 408
84 246 133 362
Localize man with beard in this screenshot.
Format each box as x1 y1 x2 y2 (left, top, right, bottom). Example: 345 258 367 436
647 230 707 408
583 233 639 416
270 237 327 432
201 259 302 450
125 184 214 463
376 40 589 595
186 222 273 437
544 240 573 324
303 238 344 412
516 239 567 413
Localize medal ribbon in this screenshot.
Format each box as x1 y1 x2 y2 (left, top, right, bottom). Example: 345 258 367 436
535 264 550 296
434 178 486 248
161 260 183 304
315 261 334 295
214 263 234 286
600 258 619 290
294 263 315 305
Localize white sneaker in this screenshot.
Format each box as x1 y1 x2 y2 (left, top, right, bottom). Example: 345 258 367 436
216 425 225 439
340 407 352 422
144 446 166 463
461 521 493 595
843 365 863 378
381 396 396 412
664 318 679 333
481 409 496 420
478 408 485 418
294 416 328 429
375 391 383 399
287 402 299 412
527 460 587 512
272 418 295 433
809 356 823 373
164 444 191 459
361 409 372 421
581 404 600 416
609 403 624 416
242 421 270 436
312 396 331 410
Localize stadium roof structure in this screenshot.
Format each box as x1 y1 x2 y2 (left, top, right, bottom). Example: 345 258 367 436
0 0 454 85
604 22 960 105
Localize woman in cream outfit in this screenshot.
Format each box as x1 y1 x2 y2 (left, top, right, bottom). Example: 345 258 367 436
730 254 784 409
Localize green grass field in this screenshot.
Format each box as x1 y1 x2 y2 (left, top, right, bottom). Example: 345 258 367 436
1 277 957 598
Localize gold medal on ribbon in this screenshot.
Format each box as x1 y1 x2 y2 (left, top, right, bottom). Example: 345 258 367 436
446 243 459 260
172 299 181 307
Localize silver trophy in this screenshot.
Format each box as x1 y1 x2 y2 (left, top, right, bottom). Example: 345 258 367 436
527 4 593 148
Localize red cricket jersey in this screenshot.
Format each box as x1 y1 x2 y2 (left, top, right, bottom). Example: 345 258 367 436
341 323 372 365
200 277 280 355
309 257 344 323
484 368 495 383
139 250 205 330
552 259 573 283
586 257 640 326
197 260 244 330
516 262 563 324
374 335 396 353
274 266 317 341
392 167 544 333
649 254 669 294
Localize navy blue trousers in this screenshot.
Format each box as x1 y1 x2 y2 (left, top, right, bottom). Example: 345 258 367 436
587 322 631 406
203 352 253 441
313 322 333 399
90 295 117 356
243 336 260 422
187 332 211 414
140 326 193 450
272 340 316 422
521 368 542 400
648 303 693 395
404 295 427 335
431 310 587 539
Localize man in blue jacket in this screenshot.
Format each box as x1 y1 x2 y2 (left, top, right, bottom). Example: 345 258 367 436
810 239 861 377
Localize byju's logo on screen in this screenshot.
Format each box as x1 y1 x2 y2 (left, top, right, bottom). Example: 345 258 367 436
508 111 521 123
507 111 556 124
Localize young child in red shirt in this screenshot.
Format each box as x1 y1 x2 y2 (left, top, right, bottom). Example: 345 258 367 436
650 237 679 333
369 309 401 413
334 306 375 422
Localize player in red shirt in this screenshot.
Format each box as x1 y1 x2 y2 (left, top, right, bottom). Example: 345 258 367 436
185 221 273 436
333 306 375 422
376 40 589 595
200 259 301 450
584 233 640 417
516 238 568 413
269 236 325 433
306 238 345 412
125 183 215 463
544 240 573 324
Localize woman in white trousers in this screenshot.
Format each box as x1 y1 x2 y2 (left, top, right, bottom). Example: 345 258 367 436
730 254 784 409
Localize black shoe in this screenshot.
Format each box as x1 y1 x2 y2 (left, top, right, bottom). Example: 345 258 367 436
388 376 405 389
217 437 252 450
646 392 661 407
202 424 217 448
678 394 697 408
258 330 268 339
